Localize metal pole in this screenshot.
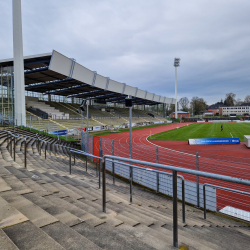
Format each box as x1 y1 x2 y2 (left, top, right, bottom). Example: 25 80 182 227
69 151 71 175
129 106 133 202
86 154 88 172
173 170 178 248
99 151 103 189
175 67 177 119
74 152 75 165
86 99 89 154
24 139 27 168
7 133 9 151
99 137 102 189
13 136 16 161
102 160 106 213
182 179 185 223
156 146 159 193
45 142 47 159
10 135 12 157
112 139 115 184
196 152 200 207
203 185 206 219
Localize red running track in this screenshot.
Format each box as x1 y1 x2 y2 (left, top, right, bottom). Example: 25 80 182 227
94 123 250 213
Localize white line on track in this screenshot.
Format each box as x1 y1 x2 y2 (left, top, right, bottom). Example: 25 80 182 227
145 136 196 157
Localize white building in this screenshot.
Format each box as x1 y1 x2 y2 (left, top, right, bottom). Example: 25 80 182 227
219 106 250 116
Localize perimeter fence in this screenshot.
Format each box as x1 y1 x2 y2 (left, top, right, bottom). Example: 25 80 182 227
82 134 250 220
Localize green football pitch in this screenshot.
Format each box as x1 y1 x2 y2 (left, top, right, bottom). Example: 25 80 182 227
148 123 250 142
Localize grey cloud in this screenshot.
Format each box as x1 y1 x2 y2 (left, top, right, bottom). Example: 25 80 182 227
0 0 250 105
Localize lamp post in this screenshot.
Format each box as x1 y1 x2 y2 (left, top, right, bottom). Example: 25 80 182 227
174 58 180 119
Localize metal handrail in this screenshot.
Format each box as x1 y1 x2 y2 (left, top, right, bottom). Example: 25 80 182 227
102 155 250 248
107 158 186 223
203 183 250 220
0 129 27 168
69 150 102 183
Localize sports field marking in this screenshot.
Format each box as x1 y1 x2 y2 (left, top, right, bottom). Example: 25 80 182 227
230 132 233 138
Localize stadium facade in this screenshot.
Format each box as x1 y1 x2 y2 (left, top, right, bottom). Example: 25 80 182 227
0 50 175 125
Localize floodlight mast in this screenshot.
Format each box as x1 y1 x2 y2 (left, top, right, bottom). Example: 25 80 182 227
13 0 26 126
174 58 180 119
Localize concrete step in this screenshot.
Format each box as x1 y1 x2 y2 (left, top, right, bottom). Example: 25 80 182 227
1 190 59 228
0 196 29 229
0 228 19 250
23 192 83 227
3 221 66 250
44 194 107 227
117 223 174 250
150 222 216 250
72 220 156 250
182 225 250 250
42 221 102 250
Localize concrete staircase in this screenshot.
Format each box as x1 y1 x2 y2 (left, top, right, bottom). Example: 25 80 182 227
0 129 249 250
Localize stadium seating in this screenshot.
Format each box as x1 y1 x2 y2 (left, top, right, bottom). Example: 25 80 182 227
0 128 249 249
26 98 69 119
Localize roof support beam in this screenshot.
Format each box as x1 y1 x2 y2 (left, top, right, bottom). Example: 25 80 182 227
44 83 88 95
24 66 49 75
25 78 75 90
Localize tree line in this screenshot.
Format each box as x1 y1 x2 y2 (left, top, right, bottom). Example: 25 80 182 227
167 94 250 115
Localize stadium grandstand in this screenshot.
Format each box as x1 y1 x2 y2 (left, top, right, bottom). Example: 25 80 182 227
0 50 174 132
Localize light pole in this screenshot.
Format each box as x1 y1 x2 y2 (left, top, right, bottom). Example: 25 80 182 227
174 58 180 119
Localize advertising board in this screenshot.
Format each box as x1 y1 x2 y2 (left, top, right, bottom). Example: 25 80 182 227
188 138 240 145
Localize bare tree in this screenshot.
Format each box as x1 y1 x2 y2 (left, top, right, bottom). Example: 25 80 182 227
224 93 236 106
244 95 250 103
179 97 189 112
190 97 207 115
235 98 243 106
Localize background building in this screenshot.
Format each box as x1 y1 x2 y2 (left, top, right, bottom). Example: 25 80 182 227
219 106 250 116
171 111 189 119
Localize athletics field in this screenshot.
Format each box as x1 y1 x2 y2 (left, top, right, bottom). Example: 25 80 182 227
148 123 250 142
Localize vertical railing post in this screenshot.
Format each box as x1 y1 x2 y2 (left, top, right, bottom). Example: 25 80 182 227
24 139 27 169
203 185 206 219
10 134 12 157
130 165 133 203
182 179 185 223
172 170 178 248
69 151 72 175
86 153 88 172
112 139 115 184
45 142 47 159
196 152 200 207
7 133 9 151
13 136 16 161
99 137 102 189
102 159 106 213
156 146 159 192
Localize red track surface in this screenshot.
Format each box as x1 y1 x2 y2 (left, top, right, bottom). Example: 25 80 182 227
94 123 250 213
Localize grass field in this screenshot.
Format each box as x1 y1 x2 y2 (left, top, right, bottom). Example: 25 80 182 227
148 123 250 142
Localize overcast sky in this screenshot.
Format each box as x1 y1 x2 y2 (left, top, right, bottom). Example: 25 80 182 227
1 0 250 105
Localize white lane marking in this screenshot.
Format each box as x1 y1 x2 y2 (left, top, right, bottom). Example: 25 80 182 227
230 132 233 138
